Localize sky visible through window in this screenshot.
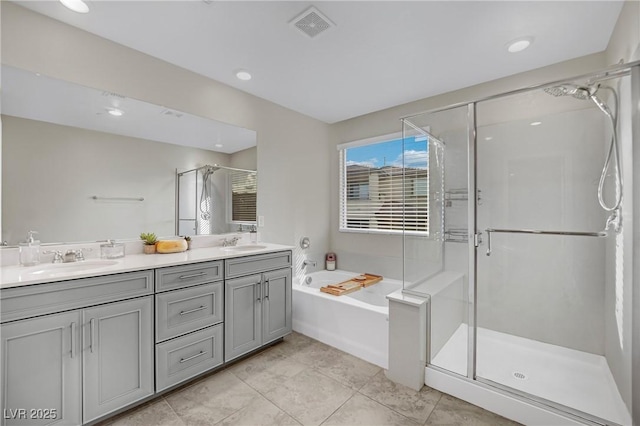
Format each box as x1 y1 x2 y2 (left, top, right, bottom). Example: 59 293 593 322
345 136 428 169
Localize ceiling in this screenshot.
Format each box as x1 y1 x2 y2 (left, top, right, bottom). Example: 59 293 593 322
14 1 624 124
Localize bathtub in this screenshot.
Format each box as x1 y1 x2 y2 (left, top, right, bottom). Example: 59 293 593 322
292 270 402 368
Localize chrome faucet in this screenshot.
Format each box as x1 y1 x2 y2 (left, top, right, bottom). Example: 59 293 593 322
64 249 86 263
43 250 64 263
302 259 317 268
221 236 241 247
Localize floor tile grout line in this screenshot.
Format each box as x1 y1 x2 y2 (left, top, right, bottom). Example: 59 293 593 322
227 366 305 424
161 396 188 426
355 391 423 425
318 391 359 426
423 393 444 425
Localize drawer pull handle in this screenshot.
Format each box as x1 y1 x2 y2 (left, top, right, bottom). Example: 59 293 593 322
180 351 207 363
70 322 76 358
90 318 95 353
265 279 270 300
178 272 207 280
180 305 207 316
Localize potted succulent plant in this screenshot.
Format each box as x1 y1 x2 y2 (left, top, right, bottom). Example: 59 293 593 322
183 235 192 250
140 232 158 254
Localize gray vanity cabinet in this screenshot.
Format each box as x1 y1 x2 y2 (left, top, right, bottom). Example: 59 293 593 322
82 297 154 423
224 251 292 362
0 271 154 426
154 260 225 392
262 268 292 344
225 273 264 360
1 311 82 426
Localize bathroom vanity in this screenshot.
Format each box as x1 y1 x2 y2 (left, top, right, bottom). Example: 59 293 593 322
0 244 292 425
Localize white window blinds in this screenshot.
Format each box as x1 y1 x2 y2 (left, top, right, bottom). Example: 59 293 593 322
230 171 257 222
339 136 429 235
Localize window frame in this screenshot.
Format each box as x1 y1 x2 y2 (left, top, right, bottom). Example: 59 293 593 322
338 132 429 237
226 170 258 225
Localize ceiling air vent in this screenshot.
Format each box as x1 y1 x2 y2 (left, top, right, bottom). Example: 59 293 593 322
290 6 335 39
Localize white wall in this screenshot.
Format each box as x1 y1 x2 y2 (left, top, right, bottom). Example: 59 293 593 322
2 115 229 243
229 147 257 171
1 3 331 261
330 53 607 281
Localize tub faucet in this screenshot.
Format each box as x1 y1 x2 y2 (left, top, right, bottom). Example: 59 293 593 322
303 259 317 268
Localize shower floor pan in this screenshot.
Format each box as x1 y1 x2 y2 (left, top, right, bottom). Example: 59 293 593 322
431 325 631 425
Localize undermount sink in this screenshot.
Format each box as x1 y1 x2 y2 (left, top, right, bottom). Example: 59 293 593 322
25 259 120 276
221 245 268 252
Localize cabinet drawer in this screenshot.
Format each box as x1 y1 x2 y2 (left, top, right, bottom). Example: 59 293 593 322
224 251 292 279
155 261 223 292
1 271 154 323
155 324 223 392
156 282 223 342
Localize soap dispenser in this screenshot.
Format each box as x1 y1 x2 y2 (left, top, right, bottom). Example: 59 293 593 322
19 231 41 266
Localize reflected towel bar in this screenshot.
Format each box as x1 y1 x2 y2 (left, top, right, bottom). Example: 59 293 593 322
92 196 144 202
485 228 607 256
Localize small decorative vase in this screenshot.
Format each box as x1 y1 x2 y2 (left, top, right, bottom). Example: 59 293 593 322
186 241 192 250
143 244 156 254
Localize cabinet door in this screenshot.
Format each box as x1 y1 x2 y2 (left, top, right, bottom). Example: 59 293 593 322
1 311 81 426
225 274 262 361
262 268 292 344
83 297 153 423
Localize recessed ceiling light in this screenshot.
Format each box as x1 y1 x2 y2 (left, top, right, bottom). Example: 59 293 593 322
235 70 252 81
507 37 533 53
530 121 542 126
484 136 493 141
107 108 124 117
215 144 223 148
60 0 89 13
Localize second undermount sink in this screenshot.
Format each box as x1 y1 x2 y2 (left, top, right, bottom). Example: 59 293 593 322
26 259 120 276
221 245 268 252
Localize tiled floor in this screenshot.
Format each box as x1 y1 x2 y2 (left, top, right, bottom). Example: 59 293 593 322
101 333 519 426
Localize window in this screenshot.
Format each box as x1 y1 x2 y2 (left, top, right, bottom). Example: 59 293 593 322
339 134 429 235
229 170 257 223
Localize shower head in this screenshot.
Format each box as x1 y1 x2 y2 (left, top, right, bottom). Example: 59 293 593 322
543 84 593 100
544 83 613 120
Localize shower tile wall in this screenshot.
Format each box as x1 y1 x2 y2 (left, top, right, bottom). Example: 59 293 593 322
476 107 607 354
604 76 633 412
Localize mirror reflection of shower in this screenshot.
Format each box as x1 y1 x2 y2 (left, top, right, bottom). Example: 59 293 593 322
544 82 622 231
199 166 219 234
176 164 257 236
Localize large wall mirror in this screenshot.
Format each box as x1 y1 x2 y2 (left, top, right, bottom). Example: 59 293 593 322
1 65 257 246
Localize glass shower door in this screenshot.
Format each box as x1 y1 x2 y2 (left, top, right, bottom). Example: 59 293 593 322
474 78 631 425
402 104 472 378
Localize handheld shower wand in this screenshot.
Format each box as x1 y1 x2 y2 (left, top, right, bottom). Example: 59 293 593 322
543 83 622 231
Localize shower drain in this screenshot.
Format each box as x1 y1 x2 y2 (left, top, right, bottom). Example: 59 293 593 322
513 371 528 380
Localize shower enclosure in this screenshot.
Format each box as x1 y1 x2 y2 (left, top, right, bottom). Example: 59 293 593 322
176 164 257 235
401 62 639 425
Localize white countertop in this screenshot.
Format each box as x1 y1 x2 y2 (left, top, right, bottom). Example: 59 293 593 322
0 243 293 289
